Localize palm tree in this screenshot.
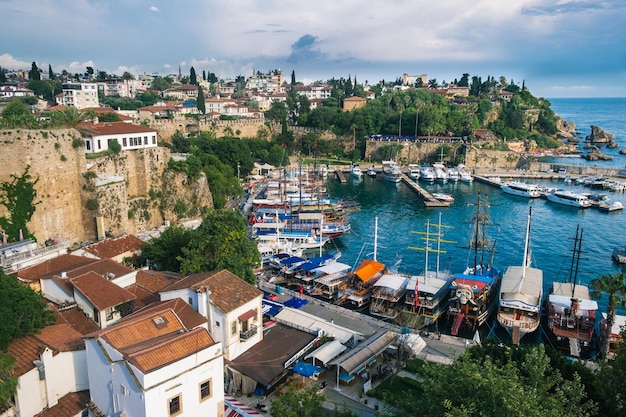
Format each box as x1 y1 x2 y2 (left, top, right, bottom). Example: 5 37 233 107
51 107 95 135
590 272 626 359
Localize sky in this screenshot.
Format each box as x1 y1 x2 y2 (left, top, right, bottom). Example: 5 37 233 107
1 0 625 98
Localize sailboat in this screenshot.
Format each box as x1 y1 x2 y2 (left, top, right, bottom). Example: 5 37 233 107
497 207 543 344
544 226 598 357
448 193 502 334
404 212 455 327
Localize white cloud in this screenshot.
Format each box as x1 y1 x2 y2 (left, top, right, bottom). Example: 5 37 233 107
149 6 159 12
66 60 96 74
0 53 32 70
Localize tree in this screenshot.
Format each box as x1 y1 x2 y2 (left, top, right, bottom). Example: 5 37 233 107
180 210 260 284
591 272 626 359
50 106 94 135
122 71 134 81
190 66 198 85
0 270 56 349
196 85 206 114
291 70 296 86
0 352 18 410
150 76 174 91
141 225 194 272
269 384 324 417
0 67 6 83
0 100 35 128
202 70 206 81
48 64 55 80
28 62 40 81
85 66 94 78
0 166 40 242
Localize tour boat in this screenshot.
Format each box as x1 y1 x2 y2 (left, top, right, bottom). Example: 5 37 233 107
497 208 543 344
407 164 421 181
500 181 542 198
350 163 363 179
545 190 592 208
381 160 403 183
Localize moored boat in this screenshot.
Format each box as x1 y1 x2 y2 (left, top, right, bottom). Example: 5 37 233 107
366 165 377 178
544 226 598 357
545 190 592 208
497 207 543 344
369 272 410 319
419 164 436 182
612 245 626 264
350 163 363 179
500 181 542 198
448 193 502 334
407 164 421 181
381 160 403 183
432 193 454 203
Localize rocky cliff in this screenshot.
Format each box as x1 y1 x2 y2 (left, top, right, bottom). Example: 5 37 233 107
0 129 212 246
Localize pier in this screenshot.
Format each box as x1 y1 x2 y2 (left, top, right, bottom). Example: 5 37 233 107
334 169 347 183
401 175 451 207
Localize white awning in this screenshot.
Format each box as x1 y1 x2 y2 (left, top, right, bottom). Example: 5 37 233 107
313 262 351 275
374 274 409 292
304 339 348 366
273 307 358 344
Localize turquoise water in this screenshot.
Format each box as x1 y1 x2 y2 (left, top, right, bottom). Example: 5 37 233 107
547 97 626 169
322 99 626 316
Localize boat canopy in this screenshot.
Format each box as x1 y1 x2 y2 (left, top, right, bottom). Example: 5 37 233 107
552 282 591 300
305 339 348 367
374 274 409 292
329 331 397 375
355 259 385 282
313 262 351 276
549 294 598 312
408 273 451 294
274 307 356 344
500 266 543 307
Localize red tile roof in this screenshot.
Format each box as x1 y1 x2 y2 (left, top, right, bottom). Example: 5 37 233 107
17 254 98 282
93 308 215 373
79 121 157 136
162 269 262 314
34 390 90 417
7 323 85 377
82 235 145 259
70 271 136 310
64 258 134 281
130 298 207 329
58 307 100 335
135 270 182 293
124 283 159 309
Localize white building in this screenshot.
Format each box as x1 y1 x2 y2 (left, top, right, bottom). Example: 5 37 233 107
57 82 100 109
81 121 158 154
159 269 264 361
84 307 224 417
4 323 89 417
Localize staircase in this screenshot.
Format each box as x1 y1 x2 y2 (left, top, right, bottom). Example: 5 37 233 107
451 313 464 335
569 337 581 357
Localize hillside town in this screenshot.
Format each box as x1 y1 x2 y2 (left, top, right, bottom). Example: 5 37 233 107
1 65 625 417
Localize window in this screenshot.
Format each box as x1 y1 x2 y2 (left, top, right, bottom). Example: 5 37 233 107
105 307 114 321
199 379 212 402
97 139 101 150
86 141 91 151
168 394 182 416
144 136 148 145
152 135 156 144
231 320 237 335
123 138 127 147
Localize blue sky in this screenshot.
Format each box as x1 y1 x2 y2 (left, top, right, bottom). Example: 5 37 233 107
1 0 625 98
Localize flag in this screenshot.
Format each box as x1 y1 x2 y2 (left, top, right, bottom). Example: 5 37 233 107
249 213 257 225
414 279 419 309
19 229 23 241
299 285 304 297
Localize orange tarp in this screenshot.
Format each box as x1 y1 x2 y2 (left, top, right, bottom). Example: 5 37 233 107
354 259 385 282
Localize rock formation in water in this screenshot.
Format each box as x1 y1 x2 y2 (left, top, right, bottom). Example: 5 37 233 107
585 125 617 148
582 146 613 161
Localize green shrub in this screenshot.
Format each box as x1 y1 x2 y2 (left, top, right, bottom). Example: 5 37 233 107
85 199 99 211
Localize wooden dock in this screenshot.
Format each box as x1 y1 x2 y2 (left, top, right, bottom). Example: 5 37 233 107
334 169 347 183
401 175 451 207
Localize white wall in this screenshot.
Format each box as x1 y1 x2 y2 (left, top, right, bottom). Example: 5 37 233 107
40 279 74 305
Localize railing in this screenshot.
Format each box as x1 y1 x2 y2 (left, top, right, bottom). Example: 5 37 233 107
1 241 69 274
240 324 258 340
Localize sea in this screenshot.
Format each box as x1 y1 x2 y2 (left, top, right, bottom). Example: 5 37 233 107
320 98 626 330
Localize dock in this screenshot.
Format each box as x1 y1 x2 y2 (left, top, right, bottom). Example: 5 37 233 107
401 175 451 207
334 169 347 183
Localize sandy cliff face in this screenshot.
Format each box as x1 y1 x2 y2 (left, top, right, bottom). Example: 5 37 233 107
0 129 212 246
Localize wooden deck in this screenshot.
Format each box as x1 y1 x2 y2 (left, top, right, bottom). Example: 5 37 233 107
401 175 451 207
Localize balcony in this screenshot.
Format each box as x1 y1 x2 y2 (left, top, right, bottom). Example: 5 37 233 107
240 324 258 340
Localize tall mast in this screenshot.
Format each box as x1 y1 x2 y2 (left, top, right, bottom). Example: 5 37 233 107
521 207 532 280
473 193 480 271
374 216 378 261
572 228 584 298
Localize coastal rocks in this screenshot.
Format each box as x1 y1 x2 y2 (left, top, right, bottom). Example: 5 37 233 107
557 118 577 141
620 148 626 155
585 125 617 148
582 146 613 161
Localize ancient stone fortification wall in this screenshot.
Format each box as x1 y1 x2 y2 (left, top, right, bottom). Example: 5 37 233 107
365 139 521 169
0 129 91 245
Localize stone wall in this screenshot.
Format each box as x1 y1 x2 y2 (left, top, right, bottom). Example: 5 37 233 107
0 129 90 245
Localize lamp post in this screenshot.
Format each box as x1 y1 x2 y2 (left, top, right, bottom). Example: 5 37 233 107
237 162 240 180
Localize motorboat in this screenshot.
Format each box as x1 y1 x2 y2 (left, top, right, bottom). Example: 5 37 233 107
545 190 592 208
457 164 473 183
350 163 363 179
419 164 436 182
366 166 377 178
431 193 454 203
500 181 543 198
498 208 543 344
381 160 403 183
406 164 420 181
432 162 449 183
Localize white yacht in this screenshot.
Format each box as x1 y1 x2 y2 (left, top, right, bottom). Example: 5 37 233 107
350 163 363 179
500 181 542 198
432 162 449 183
381 160 403 183
545 190 592 208
407 164 420 181
419 164 436 182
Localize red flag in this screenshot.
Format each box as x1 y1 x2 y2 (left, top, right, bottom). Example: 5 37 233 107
299 284 304 296
414 279 419 309
249 213 257 225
